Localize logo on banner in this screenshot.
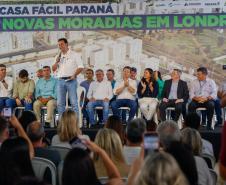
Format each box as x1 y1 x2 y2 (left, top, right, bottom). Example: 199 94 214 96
184 2 202 6
204 2 220 6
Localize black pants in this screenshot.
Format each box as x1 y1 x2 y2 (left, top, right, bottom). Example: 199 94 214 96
188 100 214 128
159 99 183 122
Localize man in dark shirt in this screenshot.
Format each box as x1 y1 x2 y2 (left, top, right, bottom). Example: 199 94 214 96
26 121 60 166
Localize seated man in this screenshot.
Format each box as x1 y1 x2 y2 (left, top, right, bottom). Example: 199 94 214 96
33 66 57 127
87 69 113 126
80 68 94 125
159 69 189 122
8 69 35 111
111 66 137 122
26 121 60 166
0 64 13 112
123 118 146 165
188 67 217 130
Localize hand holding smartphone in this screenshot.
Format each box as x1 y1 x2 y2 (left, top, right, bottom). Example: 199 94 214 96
2 107 12 118
144 132 159 157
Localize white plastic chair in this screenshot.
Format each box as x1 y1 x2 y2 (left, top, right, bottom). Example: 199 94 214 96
49 146 71 161
209 169 217 185
31 157 57 185
201 153 216 169
196 107 215 129
65 85 86 128
165 107 183 129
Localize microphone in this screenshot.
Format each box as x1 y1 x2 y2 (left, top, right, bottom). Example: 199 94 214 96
56 52 61 63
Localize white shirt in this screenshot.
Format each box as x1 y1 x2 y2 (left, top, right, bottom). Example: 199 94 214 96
114 79 137 100
87 80 113 100
55 49 84 78
123 146 141 165
0 76 13 97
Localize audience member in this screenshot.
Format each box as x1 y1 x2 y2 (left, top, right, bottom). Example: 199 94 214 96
112 66 137 122
0 137 34 185
159 69 189 122
51 109 89 148
156 120 181 149
130 67 139 85
181 128 213 185
0 64 13 112
80 68 94 124
8 69 35 111
105 115 125 144
220 121 226 180
124 118 146 165
0 116 9 147
183 112 214 156
87 69 113 126
18 110 37 131
128 152 189 185
36 69 43 79
106 69 116 89
154 70 164 100
94 128 129 178
33 66 57 127
166 141 198 185
188 67 217 130
27 121 61 166
137 68 158 122
218 79 226 107
62 141 123 185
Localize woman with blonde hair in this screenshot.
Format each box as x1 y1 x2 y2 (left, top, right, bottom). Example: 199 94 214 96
181 128 213 185
94 128 129 178
134 152 188 185
51 109 89 148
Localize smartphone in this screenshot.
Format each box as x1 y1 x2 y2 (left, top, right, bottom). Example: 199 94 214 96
69 137 88 151
144 132 159 157
2 107 12 118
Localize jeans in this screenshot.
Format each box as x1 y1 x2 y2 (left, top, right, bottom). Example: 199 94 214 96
188 100 214 128
159 99 183 122
0 97 10 111
111 99 137 122
201 98 223 125
87 100 109 125
6 98 33 111
57 79 79 116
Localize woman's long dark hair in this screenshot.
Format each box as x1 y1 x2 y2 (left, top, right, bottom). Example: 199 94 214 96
141 68 155 84
62 148 99 185
0 137 34 185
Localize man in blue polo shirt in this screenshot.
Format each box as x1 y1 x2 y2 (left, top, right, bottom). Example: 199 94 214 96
33 66 57 126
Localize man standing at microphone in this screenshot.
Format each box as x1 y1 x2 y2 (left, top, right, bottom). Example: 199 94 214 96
52 38 83 116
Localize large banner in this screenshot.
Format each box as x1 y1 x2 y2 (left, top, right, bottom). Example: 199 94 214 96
0 1 225 86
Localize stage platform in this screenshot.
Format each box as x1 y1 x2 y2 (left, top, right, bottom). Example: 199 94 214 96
44 126 223 161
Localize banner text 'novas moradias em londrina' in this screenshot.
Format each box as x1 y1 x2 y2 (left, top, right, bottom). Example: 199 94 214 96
2 14 226 31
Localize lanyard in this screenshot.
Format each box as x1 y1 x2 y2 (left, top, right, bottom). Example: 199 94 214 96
198 80 206 95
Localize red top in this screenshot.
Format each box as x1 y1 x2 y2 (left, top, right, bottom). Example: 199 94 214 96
220 122 226 166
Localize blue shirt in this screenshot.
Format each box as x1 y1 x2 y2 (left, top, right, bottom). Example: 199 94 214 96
169 81 178 99
80 80 94 98
35 77 57 99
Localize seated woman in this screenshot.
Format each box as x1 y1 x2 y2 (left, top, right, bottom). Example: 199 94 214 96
94 128 129 178
128 151 188 185
62 140 123 185
181 128 213 185
137 68 158 122
51 109 89 148
105 115 125 145
0 137 35 185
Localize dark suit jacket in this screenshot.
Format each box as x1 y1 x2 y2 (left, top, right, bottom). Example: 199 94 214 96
161 79 189 102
